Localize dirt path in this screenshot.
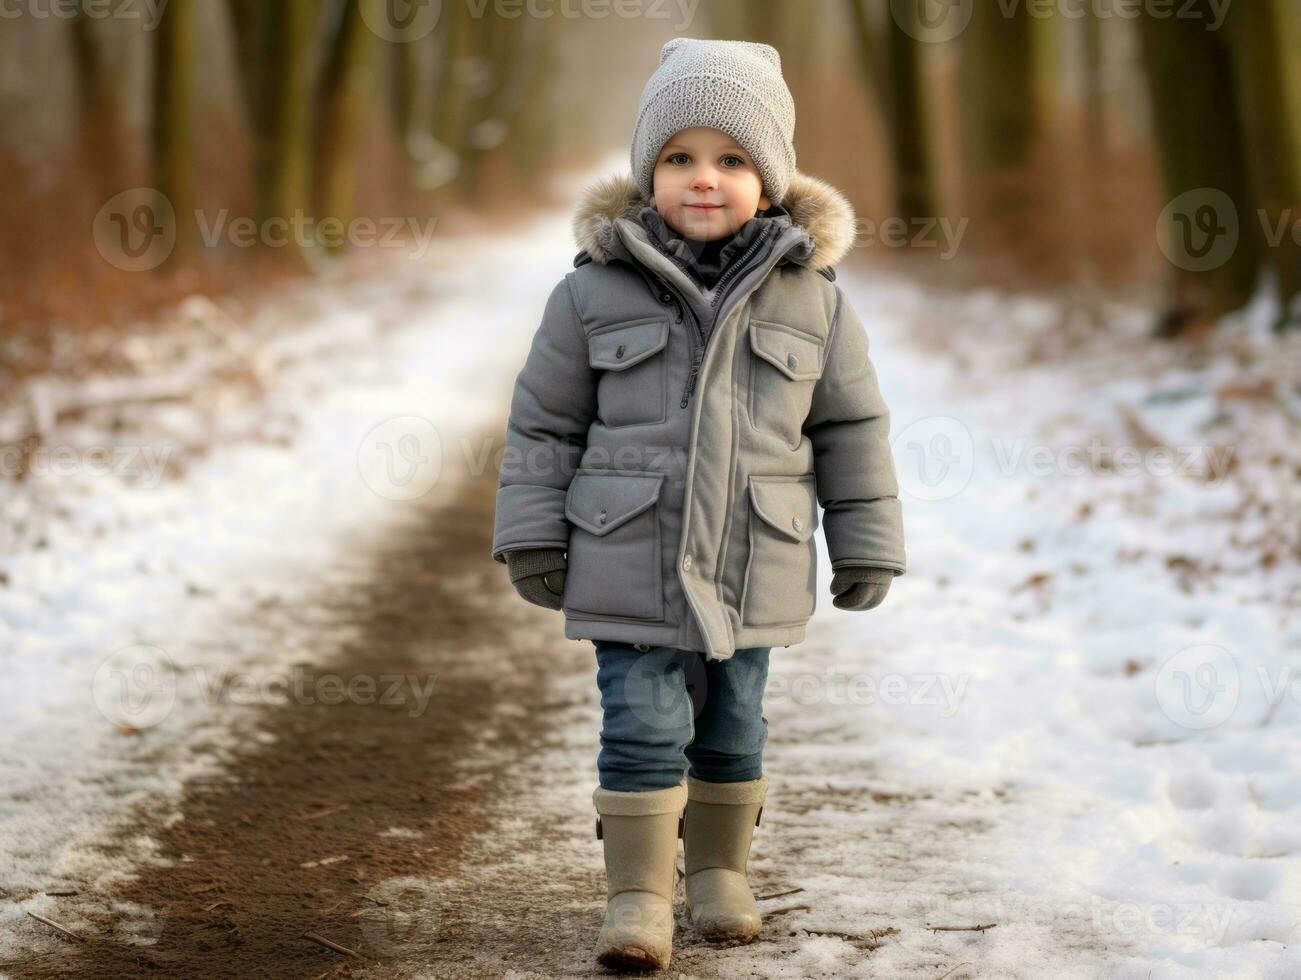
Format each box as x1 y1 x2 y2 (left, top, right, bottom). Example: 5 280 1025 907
5 426 609 979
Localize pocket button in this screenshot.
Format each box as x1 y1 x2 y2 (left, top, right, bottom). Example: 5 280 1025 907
792 517 803 532
598 509 608 525
615 345 625 360
787 353 799 371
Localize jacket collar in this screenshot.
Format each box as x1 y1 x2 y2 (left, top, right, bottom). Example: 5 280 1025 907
572 170 857 275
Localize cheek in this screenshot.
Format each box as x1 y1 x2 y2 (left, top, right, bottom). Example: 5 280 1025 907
726 175 761 204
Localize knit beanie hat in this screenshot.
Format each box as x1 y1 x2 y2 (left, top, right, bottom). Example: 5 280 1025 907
630 38 797 207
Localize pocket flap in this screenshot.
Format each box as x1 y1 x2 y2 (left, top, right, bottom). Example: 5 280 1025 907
589 318 669 371
749 476 819 543
749 320 824 381
566 470 664 536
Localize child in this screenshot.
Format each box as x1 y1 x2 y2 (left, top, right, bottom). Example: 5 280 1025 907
491 38 905 971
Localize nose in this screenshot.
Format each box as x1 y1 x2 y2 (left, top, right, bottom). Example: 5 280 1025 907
690 166 718 192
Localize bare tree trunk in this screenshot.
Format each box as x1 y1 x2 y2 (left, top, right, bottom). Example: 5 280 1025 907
70 13 133 202
432 0 475 191
1138 3 1260 332
959 0 1036 185
506 14 554 180
954 0 1052 284
845 0 934 220
1082 8 1108 163
461 11 509 196
1226 0 1301 330
884 2 934 219
316 0 378 250
227 0 317 257
153 0 198 264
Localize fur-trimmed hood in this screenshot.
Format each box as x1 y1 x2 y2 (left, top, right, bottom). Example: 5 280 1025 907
572 170 856 274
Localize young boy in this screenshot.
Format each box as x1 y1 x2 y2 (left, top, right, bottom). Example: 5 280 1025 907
491 38 905 971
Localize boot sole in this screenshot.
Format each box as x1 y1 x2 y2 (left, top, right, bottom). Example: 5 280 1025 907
696 925 761 944
596 943 668 972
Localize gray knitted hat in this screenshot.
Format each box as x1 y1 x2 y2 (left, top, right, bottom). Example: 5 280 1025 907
630 38 797 206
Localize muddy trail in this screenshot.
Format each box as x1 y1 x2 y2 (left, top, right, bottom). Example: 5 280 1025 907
4 426 628 979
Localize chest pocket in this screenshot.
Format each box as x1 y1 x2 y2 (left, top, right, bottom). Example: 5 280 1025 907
589 316 670 427
747 318 825 450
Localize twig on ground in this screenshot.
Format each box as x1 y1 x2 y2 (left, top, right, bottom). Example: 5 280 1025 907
301 930 362 959
766 903 812 916
799 925 897 948
26 910 82 942
935 963 975 980
297 803 351 821
927 922 998 933
756 886 805 900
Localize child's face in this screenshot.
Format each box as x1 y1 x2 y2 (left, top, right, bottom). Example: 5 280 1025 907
649 127 771 242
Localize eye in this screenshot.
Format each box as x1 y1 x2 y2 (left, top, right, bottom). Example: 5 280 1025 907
721 154 745 168
666 152 690 165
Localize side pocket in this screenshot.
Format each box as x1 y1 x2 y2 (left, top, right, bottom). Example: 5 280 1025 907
563 469 665 621
740 475 819 628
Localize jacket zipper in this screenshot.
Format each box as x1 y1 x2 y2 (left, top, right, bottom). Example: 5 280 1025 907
620 223 776 410
674 226 773 410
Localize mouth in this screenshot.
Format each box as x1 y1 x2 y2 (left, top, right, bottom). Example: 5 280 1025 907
686 203 723 211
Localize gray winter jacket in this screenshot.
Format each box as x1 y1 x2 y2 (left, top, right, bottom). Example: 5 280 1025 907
491 170 906 661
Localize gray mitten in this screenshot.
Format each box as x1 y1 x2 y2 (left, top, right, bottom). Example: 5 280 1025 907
505 548 567 610
830 566 895 611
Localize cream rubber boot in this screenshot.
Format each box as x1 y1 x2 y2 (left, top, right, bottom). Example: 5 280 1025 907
682 774 769 942
592 780 687 971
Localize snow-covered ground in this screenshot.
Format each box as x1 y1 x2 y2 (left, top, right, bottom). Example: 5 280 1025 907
0 182 576 957
2 152 1298 976
720 277 1301 977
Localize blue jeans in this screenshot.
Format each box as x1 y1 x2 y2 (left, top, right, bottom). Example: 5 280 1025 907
593 640 771 792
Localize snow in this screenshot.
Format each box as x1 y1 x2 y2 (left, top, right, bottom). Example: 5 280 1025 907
721 274 1300 976
2 152 1298 975
0 196 576 954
